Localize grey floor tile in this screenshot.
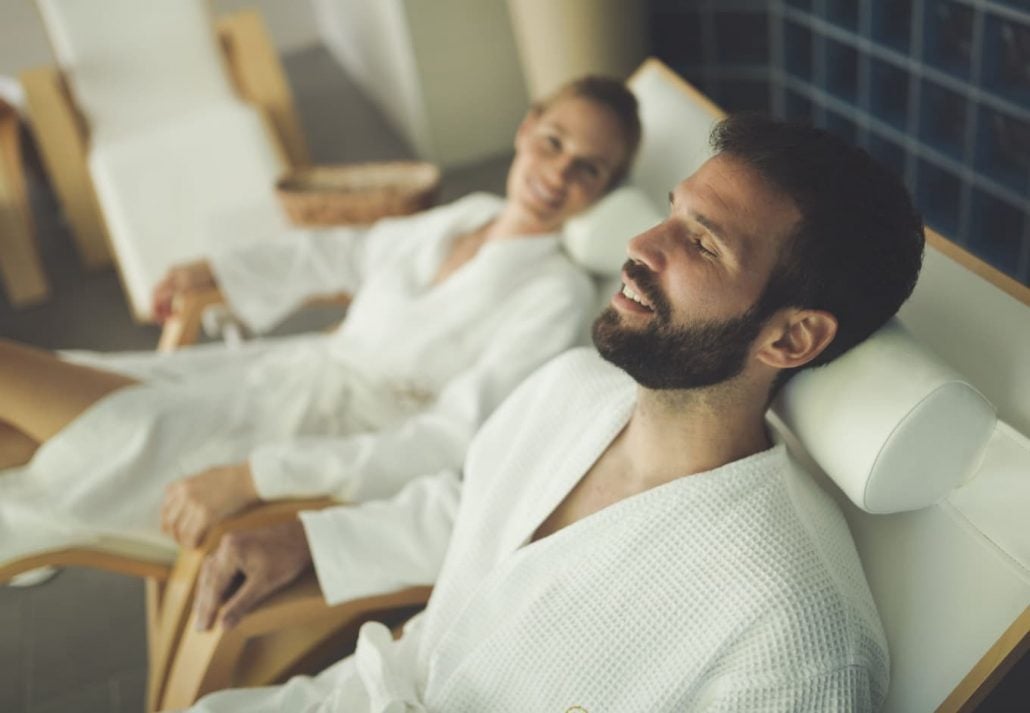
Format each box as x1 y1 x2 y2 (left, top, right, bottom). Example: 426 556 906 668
24 569 145 709
0 585 29 712
111 667 147 713
28 676 116 713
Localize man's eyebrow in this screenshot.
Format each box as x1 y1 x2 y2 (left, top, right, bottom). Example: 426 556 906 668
667 190 741 252
689 211 731 245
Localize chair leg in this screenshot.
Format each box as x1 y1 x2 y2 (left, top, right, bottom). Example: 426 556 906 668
144 577 167 712
0 101 49 307
19 66 111 269
146 548 209 711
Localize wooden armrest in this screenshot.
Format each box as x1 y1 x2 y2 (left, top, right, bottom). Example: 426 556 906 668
160 572 431 708
156 287 227 352
157 498 428 708
148 496 339 708
0 540 174 583
200 496 338 551
234 574 431 637
156 286 352 353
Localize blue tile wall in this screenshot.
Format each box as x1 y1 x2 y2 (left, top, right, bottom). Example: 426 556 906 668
650 0 1030 286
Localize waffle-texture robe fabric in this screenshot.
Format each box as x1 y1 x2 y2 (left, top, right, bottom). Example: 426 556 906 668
188 348 889 713
0 193 592 564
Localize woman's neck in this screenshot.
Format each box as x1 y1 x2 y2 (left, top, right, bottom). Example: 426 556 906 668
486 204 555 241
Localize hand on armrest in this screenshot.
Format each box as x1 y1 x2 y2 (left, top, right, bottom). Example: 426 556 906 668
192 517 313 631
155 261 228 351
161 462 262 548
152 259 219 323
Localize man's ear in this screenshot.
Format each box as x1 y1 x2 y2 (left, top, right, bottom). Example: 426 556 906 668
755 308 838 370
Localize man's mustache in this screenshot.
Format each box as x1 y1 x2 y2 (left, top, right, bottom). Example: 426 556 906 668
622 259 671 321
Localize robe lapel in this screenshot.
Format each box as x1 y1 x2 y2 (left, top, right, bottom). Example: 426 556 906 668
501 387 636 556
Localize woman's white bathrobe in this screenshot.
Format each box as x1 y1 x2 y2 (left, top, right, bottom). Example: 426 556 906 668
190 348 889 713
0 193 593 563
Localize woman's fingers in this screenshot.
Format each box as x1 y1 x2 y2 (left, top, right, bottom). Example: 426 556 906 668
160 463 261 547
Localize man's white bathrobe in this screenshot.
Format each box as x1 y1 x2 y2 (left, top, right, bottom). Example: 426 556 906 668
0 193 593 564
190 348 889 713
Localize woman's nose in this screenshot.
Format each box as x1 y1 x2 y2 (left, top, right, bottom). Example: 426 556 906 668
546 154 576 186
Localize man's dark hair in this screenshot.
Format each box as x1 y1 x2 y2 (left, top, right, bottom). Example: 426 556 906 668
711 114 925 393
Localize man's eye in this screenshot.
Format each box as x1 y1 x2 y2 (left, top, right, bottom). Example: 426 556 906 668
545 135 561 151
693 237 717 257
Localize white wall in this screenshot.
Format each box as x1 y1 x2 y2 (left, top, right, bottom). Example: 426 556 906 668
507 0 648 100
211 0 320 51
0 0 320 79
311 0 429 157
405 0 527 167
313 0 528 168
0 0 53 79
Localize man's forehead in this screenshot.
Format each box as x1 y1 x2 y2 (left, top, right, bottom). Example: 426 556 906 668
674 155 800 243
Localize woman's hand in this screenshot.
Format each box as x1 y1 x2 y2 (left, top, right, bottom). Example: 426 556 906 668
193 519 312 631
161 462 261 548
151 259 217 323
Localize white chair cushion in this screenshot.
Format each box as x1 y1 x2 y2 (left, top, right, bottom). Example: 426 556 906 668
772 319 996 514
37 0 236 137
89 100 288 320
628 61 722 209
562 186 664 277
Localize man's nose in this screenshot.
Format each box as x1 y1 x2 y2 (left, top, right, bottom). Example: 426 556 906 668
627 221 672 273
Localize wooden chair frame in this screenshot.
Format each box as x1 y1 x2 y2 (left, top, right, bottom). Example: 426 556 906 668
19 8 309 276
0 98 49 307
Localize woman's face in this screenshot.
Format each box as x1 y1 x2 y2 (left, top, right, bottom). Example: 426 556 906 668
505 95 629 234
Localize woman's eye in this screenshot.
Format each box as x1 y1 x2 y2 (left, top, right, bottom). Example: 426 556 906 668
545 135 561 151
575 162 601 182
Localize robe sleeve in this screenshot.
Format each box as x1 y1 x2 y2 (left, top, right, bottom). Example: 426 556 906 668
299 470 461 605
247 266 594 503
209 225 374 333
209 194 495 333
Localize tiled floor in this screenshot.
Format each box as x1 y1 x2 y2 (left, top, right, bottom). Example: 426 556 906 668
0 44 510 713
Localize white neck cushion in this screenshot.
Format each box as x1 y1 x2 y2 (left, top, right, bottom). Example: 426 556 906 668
772 319 996 514
562 187 664 277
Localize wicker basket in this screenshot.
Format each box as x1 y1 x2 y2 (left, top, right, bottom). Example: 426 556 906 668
276 161 441 227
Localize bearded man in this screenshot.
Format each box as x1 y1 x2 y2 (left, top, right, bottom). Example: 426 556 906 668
184 114 924 712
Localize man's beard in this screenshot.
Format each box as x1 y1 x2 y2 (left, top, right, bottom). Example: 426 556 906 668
592 261 767 390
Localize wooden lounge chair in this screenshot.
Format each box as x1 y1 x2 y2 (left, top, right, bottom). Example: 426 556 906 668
21 1 309 323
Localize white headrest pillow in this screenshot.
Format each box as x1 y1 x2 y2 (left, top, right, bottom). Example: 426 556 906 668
562 186 664 277
772 319 996 514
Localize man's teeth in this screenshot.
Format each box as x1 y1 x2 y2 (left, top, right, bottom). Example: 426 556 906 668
621 284 653 309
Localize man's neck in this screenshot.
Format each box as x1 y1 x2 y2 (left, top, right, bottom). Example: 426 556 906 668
619 380 773 489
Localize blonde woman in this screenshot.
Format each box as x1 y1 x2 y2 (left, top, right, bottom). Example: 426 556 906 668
0 77 640 565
